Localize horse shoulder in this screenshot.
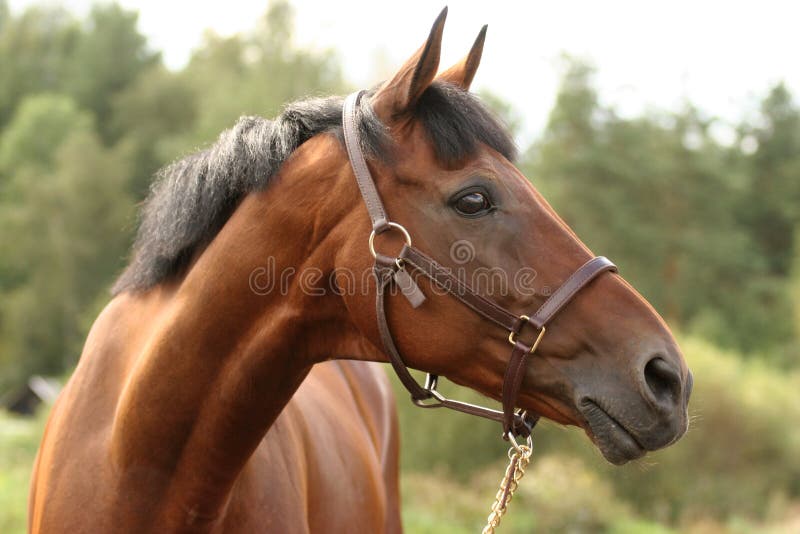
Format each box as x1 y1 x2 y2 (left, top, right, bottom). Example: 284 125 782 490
231 361 401 533
30 290 180 532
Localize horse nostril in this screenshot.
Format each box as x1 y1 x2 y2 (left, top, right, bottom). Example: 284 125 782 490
643 356 681 406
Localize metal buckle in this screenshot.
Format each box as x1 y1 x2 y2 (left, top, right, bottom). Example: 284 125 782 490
369 222 412 258
423 373 438 390
412 373 444 408
412 385 446 408
508 315 546 354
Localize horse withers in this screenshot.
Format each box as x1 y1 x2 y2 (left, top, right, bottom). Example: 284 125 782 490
29 8 691 533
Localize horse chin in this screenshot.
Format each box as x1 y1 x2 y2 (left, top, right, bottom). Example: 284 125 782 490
579 399 647 465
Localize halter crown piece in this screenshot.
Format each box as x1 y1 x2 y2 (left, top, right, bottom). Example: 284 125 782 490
341 90 618 441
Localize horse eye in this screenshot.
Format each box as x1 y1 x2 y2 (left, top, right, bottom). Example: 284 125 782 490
453 191 491 217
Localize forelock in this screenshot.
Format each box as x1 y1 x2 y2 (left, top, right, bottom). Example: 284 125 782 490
411 81 517 166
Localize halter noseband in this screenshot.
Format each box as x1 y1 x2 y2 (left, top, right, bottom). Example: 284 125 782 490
342 90 617 440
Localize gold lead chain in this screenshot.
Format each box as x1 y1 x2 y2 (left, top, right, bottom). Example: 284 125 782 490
481 444 532 534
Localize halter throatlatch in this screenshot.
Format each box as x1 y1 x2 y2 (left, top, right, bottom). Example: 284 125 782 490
342 90 617 439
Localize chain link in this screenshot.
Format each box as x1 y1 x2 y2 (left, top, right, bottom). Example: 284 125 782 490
481 444 532 534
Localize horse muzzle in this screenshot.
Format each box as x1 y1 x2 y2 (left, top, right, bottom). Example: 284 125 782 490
578 357 693 465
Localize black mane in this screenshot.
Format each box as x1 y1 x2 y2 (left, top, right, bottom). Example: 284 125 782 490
112 82 516 294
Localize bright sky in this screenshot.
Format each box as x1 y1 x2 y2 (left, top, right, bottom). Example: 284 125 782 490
9 1 800 144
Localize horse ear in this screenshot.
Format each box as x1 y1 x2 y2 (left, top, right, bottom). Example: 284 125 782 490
371 7 447 121
437 25 486 90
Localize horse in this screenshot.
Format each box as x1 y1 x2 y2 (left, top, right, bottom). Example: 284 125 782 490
29 8 692 533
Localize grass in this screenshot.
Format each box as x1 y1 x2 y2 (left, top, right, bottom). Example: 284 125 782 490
0 410 46 534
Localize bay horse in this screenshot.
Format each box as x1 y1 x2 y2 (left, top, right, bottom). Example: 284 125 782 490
29 9 692 533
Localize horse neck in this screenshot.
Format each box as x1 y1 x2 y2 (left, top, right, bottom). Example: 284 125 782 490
109 135 380 524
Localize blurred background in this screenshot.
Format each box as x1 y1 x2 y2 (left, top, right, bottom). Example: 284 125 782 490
1 1 799 532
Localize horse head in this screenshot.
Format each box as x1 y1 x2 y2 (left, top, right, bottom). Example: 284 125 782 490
334 9 692 464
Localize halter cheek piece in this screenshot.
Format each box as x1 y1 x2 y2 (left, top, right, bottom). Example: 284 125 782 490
342 91 617 440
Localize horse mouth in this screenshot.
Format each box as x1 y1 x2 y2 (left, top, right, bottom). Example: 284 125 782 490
580 399 646 465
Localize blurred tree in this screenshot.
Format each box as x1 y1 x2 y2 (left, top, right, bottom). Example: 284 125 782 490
478 89 523 138
0 1 348 388
0 2 156 143
0 96 133 387
792 232 800 343
110 65 196 197
0 94 91 180
172 0 345 150
719 83 800 359
107 0 346 199
62 3 159 143
523 58 794 354
741 83 800 276
0 4 80 128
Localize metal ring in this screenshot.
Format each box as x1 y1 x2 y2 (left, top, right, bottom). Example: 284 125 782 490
369 222 412 259
506 432 534 455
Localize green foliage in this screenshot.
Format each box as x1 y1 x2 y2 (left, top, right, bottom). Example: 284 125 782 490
793 232 800 338
0 107 134 387
0 94 91 177
0 0 344 388
0 2 156 142
62 4 159 142
743 83 800 277
0 4 80 128
401 455 638 534
523 58 800 357
110 65 197 196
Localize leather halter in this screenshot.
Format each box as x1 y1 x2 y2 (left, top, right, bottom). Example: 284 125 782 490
342 91 618 439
